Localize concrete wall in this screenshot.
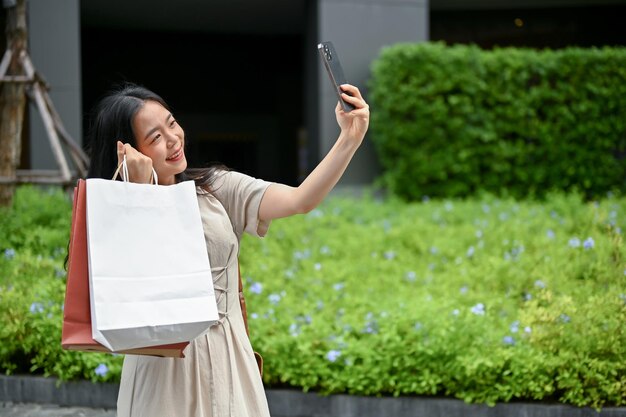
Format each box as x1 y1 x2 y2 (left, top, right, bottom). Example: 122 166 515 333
315 0 428 185
27 0 82 170
24 0 427 185
2 376 626 417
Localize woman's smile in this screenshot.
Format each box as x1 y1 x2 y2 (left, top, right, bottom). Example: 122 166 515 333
167 147 184 162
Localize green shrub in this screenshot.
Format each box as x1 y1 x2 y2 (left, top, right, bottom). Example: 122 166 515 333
368 42 626 201
240 191 626 408
1 185 625 408
0 186 122 383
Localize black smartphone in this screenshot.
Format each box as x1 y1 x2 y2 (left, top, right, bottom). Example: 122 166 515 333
318 41 355 112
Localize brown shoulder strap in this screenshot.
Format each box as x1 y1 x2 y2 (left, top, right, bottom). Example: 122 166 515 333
238 262 250 336
238 262 263 376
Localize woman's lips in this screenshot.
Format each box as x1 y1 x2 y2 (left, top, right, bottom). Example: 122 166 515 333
166 147 183 162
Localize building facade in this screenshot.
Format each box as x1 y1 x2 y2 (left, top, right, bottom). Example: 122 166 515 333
3 0 625 186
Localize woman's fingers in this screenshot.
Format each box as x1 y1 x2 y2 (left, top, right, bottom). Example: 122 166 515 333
116 141 153 183
117 141 125 165
340 84 363 100
341 92 368 109
337 85 368 113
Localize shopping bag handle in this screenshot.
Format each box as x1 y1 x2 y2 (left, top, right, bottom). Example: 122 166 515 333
112 155 159 185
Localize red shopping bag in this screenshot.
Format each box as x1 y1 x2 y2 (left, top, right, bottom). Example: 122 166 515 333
61 179 189 358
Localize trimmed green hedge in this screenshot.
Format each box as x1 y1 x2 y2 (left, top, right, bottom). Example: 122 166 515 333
369 42 626 201
1 186 625 408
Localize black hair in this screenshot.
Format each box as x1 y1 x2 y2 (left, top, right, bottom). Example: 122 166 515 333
85 81 227 190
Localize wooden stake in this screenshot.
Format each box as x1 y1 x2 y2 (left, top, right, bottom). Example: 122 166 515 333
0 0 27 206
0 0 89 202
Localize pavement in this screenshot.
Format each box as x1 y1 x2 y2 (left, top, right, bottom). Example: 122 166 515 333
0 403 115 417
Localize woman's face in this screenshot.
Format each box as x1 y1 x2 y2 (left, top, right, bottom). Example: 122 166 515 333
133 100 187 185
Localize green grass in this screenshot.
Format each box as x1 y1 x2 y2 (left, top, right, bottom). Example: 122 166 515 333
0 186 624 408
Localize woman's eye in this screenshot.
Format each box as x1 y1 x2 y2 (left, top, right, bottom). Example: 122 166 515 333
170 120 177 127
152 134 161 143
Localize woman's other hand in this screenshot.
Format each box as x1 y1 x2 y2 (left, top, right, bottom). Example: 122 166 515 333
335 84 369 145
117 141 154 183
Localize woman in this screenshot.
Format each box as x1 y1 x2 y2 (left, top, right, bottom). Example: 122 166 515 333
85 82 369 417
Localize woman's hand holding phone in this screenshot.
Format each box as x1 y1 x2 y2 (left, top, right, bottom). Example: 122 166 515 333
318 41 369 145
335 84 369 146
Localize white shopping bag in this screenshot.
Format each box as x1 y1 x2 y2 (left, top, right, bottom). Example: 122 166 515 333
85 158 218 351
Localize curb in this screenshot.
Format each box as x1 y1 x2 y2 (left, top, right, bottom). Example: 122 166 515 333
2 375 626 417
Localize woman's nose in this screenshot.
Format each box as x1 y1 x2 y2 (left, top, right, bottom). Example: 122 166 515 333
165 132 178 147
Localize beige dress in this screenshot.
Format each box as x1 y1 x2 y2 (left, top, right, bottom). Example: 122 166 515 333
117 170 273 417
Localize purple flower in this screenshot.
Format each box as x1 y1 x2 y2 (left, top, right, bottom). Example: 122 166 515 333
294 314 311 325
309 209 324 218
559 313 571 323
568 237 581 248
326 350 341 362
3 248 15 260
29 302 44 314
268 294 281 304
546 229 555 239
534 280 546 289
583 237 595 250
466 246 475 258
314 263 322 271
362 319 379 334
249 282 262 294
470 303 485 316
94 363 108 377
333 283 345 291
510 321 520 333
293 249 312 260
502 336 515 346
384 251 396 260
405 271 417 282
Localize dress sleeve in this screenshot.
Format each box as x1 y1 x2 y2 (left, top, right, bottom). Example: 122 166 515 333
210 170 273 239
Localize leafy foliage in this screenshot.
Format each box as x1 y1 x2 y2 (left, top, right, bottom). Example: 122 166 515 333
240 191 626 408
1 186 625 408
368 42 626 201
0 186 122 383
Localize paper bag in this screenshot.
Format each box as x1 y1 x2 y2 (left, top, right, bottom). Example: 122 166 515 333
62 179 189 357
85 163 218 351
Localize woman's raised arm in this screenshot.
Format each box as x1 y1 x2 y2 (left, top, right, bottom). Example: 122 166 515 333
259 84 369 221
